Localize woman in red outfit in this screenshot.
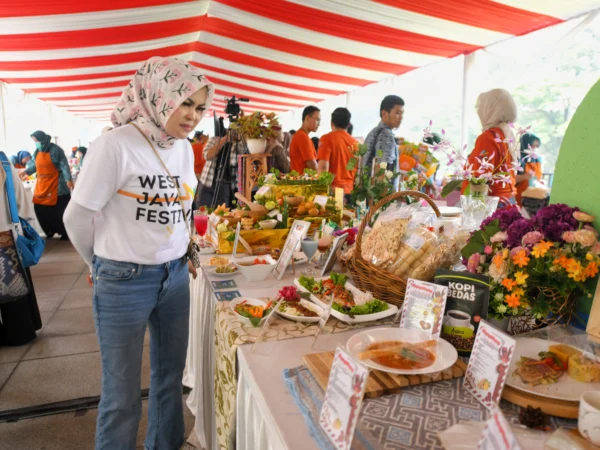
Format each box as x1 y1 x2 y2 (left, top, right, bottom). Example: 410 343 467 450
463 89 531 204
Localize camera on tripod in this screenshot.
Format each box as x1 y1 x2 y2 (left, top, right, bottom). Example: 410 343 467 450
224 96 249 121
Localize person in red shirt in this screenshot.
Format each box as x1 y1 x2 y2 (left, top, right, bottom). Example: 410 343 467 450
289 106 320 174
191 131 208 180
317 107 357 200
462 89 530 205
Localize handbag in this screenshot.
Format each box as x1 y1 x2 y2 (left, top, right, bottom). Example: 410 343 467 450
0 230 31 304
0 152 46 268
131 125 202 268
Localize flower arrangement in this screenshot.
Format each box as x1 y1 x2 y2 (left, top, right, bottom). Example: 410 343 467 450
422 121 537 198
346 143 400 206
462 204 599 322
230 111 281 140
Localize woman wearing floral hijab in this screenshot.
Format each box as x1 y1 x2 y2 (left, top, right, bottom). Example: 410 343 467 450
64 57 213 450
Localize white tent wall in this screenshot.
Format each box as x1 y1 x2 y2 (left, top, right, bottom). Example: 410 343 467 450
0 81 104 158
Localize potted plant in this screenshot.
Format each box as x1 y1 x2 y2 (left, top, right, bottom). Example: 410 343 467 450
230 111 281 154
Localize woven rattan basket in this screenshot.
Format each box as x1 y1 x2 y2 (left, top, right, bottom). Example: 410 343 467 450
347 190 441 308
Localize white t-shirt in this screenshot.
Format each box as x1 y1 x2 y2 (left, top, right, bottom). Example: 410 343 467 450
72 125 196 265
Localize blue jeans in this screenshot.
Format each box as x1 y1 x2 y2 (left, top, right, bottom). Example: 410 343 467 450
92 255 190 450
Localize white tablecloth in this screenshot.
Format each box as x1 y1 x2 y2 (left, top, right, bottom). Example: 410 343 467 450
235 329 382 450
183 256 317 450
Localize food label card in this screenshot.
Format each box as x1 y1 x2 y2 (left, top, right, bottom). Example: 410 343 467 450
319 347 369 450
208 213 220 245
464 320 516 410
231 222 241 259
273 220 310 280
400 279 448 337
477 408 522 450
214 291 241 301
211 280 237 290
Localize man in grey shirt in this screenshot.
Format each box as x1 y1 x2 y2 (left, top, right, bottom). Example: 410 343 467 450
362 95 405 171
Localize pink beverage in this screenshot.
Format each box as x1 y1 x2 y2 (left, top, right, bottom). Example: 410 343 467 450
194 215 208 237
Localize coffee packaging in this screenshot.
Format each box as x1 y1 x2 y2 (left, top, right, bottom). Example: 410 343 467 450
434 269 491 357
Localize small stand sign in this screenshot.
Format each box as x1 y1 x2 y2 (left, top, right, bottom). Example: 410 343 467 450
273 220 311 280
464 320 516 410
477 408 522 450
319 347 369 450
319 234 348 277
400 279 448 337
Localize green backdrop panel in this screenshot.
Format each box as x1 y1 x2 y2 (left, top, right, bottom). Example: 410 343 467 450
551 77 600 326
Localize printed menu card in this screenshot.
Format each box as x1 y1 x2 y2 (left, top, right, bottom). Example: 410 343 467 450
319 347 369 450
477 408 522 450
400 279 448 338
464 320 516 410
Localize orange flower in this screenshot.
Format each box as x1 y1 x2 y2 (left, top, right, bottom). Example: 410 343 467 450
531 241 553 258
566 259 582 274
505 293 521 308
553 255 569 270
512 250 530 268
585 262 599 278
502 278 518 291
492 251 506 269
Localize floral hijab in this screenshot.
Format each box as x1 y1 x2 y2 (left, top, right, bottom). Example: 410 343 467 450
111 57 214 149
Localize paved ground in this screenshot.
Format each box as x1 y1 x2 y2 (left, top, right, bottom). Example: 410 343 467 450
0 239 194 450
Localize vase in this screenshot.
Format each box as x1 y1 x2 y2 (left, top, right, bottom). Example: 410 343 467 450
469 182 489 199
488 316 510 332
460 195 499 231
246 138 267 154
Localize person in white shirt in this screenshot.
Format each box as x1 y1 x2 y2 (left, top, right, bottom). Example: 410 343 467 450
64 57 214 450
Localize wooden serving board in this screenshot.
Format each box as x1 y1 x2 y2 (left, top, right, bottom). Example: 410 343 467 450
501 384 580 419
303 351 467 399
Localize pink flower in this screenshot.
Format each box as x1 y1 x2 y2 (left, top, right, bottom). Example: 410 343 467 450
467 253 481 273
584 225 599 237
490 232 508 243
510 246 529 258
592 242 600 255
489 261 508 282
484 246 493 255
563 231 577 243
521 231 544 247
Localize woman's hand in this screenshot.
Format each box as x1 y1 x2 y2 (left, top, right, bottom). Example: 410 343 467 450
19 171 29 181
67 180 75 190
188 260 198 279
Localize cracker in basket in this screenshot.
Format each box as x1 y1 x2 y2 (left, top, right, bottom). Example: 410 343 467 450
388 227 437 279
361 218 410 267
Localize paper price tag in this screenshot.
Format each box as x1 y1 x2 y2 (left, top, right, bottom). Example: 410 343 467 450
319 347 369 450
477 408 522 450
256 185 271 196
464 320 516 410
273 220 310 280
319 234 348 277
314 195 328 207
400 279 448 337
231 222 241 260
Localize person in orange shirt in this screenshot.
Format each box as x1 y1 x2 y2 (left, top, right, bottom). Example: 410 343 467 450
191 131 208 181
289 106 320 174
462 89 531 205
317 107 357 200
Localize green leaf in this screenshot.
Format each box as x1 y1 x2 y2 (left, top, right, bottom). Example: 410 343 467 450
441 179 463 198
376 150 383 158
461 241 485 259
483 220 500 238
346 157 358 171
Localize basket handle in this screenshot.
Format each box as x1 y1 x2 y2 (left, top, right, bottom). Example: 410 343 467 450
354 190 441 261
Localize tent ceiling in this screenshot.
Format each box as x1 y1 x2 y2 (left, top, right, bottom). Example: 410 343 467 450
1 0 599 123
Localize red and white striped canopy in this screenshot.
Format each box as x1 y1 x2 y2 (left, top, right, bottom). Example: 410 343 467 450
1 0 598 123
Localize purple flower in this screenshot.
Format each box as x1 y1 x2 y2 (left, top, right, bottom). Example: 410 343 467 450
506 219 536 248
481 206 524 231
535 204 579 242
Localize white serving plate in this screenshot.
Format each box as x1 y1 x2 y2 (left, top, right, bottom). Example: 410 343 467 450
505 337 600 402
276 299 324 323
293 277 398 324
234 255 276 282
207 266 238 277
346 328 458 375
229 297 272 327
